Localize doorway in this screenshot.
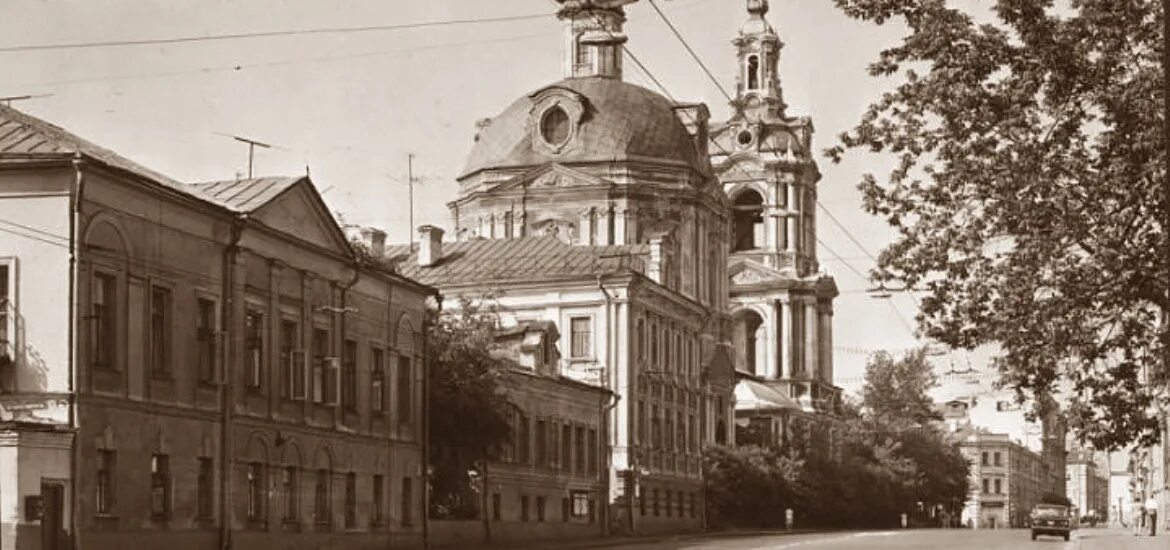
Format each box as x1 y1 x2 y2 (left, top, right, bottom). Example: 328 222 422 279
40 481 65 550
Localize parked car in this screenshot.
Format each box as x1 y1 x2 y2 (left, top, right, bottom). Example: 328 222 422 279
1031 504 1073 541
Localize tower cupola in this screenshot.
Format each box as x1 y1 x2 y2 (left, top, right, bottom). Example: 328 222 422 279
733 0 786 118
556 0 637 79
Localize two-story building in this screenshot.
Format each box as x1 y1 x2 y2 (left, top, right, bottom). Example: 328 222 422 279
0 104 434 550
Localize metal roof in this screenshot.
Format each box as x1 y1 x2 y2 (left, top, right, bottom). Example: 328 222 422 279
386 236 648 287
0 104 195 196
461 76 706 178
187 177 304 213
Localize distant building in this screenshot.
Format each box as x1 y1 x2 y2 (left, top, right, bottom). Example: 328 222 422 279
0 105 434 550
955 431 1047 529
1066 448 1109 522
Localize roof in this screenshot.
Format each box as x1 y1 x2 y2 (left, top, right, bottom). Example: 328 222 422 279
187 177 304 213
0 104 196 196
735 378 803 412
461 77 704 177
386 236 648 287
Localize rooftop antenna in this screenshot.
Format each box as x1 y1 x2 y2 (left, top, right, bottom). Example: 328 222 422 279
216 133 273 179
0 93 53 106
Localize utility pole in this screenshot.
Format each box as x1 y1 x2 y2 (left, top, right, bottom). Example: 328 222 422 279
1162 0 1169 531
408 153 416 247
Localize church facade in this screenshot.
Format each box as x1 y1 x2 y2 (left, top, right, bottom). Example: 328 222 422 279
392 0 737 538
708 0 843 448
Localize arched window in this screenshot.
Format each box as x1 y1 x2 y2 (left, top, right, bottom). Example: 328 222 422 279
733 190 765 252
747 55 760 90
734 310 766 376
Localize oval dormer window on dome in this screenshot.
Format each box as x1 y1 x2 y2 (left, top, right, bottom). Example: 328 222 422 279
540 106 571 147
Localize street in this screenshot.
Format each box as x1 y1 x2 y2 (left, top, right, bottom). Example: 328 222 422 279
563 528 1168 550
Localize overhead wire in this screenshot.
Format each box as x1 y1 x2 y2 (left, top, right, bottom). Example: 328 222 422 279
0 12 552 54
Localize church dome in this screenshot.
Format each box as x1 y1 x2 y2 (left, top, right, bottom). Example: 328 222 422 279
460 76 703 178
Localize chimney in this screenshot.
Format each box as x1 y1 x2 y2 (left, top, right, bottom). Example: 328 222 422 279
417 225 445 267
359 227 386 258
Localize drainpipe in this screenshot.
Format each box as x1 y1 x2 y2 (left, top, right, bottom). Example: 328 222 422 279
596 275 620 534
220 215 246 550
600 391 620 537
68 153 86 549
422 294 441 549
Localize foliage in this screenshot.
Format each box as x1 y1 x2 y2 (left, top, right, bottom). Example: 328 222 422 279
861 348 941 425
829 0 1167 450
703 445 805 528
707 352 968 529
427 297 513 519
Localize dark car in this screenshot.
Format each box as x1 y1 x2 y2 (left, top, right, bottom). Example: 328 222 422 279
1031 504 1073 541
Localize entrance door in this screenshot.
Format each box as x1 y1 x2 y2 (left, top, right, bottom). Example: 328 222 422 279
41 481 64 550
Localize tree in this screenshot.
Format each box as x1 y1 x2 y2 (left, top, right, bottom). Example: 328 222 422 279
829 0 1167 449
427 297 513 519
861 348 941 425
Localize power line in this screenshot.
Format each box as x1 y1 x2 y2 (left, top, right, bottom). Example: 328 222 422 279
646 0 734 103
6 31 553 91
0 13 551 54
816 199 878 263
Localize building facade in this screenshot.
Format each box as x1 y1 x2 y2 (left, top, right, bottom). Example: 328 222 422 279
708 0 841 429
0 105 434 550
389 0 738 539
958 432 1047 529
429 322 613 547
1066 449 1109 522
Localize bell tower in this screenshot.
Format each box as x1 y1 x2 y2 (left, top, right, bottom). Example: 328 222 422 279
555 0 638 79
733 0 786 119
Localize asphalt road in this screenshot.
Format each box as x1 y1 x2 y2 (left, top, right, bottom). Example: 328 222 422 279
569 527 1167 549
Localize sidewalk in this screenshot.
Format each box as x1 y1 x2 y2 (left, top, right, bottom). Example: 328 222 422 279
457 528 828 550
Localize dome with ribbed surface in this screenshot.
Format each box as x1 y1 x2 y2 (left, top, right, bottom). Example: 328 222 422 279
460 77 702 178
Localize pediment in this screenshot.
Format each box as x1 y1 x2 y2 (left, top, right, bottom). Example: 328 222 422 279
250 180 351 253
489 163 612 194
728 259 787 286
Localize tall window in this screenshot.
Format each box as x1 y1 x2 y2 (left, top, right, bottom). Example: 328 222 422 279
96 449 115 514
344 472 356 528
196 299 217 384
982 478 990 494
747 54 760 90
0 264 9 355
636 318 645 361
314 469 330 525
282 466 298 522
574 38 592 68
247 462 265 522
535 419 548 467
575 426 586 476
371 348 385 413
994 478 1002 494
650 321 658 365
517 413 530 464
561 424 572 472
570 317 591 359
536 496 546 522
149 286 171 376
400 477 413 527
92 272 116 369
372 475 384 526
342 340 357 412
280 320 299 399
994 451 1002 466
521 495 530 522
312 328 329 403
197 457 214 519
150 453 170 519
245 311 264 390
397 356 412 426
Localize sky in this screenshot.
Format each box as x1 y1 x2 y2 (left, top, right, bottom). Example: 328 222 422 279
0 0 994 391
